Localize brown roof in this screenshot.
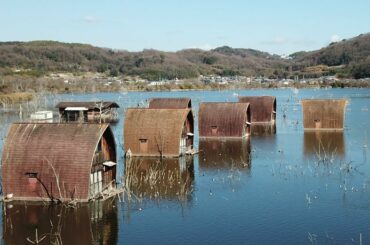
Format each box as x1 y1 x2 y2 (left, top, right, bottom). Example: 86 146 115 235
301 99 347 130
238 96 276 123
56 101 119 109
198 102 251 138
1 123 111 201
149 98 192 109
124 109 193 157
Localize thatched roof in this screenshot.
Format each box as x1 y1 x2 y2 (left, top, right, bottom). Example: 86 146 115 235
238 96 276 123
198 102 251 137
1 123 112 201
56 101 119 109
301 99 347 130
149 98 192 109
124 109 193 157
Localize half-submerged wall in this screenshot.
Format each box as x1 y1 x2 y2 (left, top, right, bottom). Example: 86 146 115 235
238 96 276 123
124 109 194 157
301 99 347 130
198 102 251 138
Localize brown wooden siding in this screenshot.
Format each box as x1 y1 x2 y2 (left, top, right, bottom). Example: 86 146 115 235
149 98 192 109
238 96 276 123
301 99 347 130
1 123 116 202
124 109 194 157
198 102 251 138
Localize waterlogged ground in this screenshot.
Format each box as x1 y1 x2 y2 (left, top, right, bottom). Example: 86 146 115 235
1 88 370 244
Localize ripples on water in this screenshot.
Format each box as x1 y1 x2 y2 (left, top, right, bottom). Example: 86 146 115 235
0 88 369 244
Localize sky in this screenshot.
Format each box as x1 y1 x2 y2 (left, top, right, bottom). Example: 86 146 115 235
0 0 369 55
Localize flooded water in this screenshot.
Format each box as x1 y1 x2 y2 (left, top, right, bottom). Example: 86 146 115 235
1 88 370 244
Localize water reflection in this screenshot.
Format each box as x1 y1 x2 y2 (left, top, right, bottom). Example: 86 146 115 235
3 201 117 244
124 157 194 202
303 131 346 159
251 123 276 136
199 139 251 170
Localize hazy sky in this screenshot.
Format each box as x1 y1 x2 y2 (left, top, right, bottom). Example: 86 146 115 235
1 0 369 54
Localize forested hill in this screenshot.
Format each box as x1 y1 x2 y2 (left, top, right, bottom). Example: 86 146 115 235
0 33 369 79
290 33 370 78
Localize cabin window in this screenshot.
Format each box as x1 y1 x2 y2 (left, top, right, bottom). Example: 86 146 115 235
211 126 218 136
139 139 148 153
90 171 103 197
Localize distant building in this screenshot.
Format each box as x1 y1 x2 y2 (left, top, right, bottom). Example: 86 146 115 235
198 102 251 138
149 98 192 109
238 96 276 124
301 99 347 130
2 123 117 202
56 101 119 123
124 108 194 157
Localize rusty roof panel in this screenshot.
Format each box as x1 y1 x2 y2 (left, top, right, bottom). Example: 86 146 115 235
301 99 347 130
198 102 251 138
124 109 193 157
56 101 119 109
149 98 192 109
1 123 110 201
238 96 276 123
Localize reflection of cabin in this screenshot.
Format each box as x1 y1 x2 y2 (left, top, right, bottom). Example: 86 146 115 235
199 102 251 138
301 99 347 130
124 109 194 157
56 101 119 123
238 96 276 123
251 123 276 136
3 201 117 244
199 139 251 170
1 123 117 202
125 157 194 200
149 98 192 109
304 131 345 158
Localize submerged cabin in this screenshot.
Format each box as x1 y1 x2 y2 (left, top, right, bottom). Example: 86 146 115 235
56 101 119 123
1 123 117 202
238 96 276 123
124 109 194 157
149 98 192 109
198 102 251 138
301 99 347 130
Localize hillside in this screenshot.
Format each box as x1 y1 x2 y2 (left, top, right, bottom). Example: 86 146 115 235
0 41 289 80
0 33 369 80
290 33 370 78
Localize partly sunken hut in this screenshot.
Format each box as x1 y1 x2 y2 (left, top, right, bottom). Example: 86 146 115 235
198 102 251 138
124 109 194 157
149 98 192 109
238 96 276 123
1 123 117 202
56 101 119 123
301 99 347 130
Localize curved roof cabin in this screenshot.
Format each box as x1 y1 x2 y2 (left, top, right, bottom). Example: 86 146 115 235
149 98 192 109
198 102 251 138
238 96 276 123
56 101 119 123
1 123 117 202
124 109 194 157
301 99 347 130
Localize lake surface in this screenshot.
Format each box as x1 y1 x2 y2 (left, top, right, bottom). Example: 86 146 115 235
1 88 370 244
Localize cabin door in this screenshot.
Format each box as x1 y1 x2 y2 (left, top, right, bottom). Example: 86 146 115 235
314 119 322 129
179 137 187 155
211 126 218 136
139 139 148 154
